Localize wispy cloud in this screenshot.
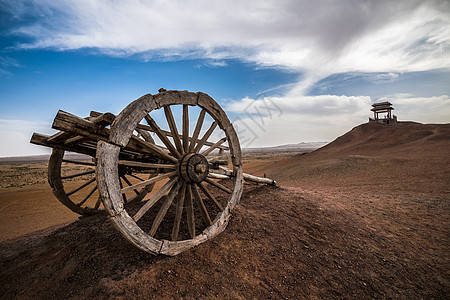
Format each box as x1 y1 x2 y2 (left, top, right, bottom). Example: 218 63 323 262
4 0 450 84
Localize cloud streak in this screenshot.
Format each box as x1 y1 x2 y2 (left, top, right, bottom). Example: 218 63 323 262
4 0 450 80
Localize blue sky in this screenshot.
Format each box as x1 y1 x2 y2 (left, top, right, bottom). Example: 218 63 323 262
1 0 449 157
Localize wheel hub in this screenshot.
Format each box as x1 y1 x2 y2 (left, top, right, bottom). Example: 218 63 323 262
179 153 209 183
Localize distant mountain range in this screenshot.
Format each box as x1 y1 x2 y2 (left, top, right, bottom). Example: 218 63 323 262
0 142 328 162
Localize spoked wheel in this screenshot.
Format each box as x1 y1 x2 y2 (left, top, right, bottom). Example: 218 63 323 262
48 148 102 215
48 147 157 215
97 90 243 255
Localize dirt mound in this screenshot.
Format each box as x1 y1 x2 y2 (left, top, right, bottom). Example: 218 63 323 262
1 184 448 299
309 121 450 159
261 122 450 194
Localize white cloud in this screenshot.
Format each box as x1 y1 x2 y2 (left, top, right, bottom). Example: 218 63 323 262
227 93 449 147
5 1 450 79
0 119 54 157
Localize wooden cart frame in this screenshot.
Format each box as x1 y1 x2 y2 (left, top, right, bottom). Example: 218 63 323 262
31 90 275 256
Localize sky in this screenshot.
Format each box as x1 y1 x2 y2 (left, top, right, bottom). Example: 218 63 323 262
0 0 449 157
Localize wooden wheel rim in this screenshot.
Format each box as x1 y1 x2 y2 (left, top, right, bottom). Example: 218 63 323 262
97 90 243 256
48 148 101 215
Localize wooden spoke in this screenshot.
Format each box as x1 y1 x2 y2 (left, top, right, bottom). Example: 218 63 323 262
132 177 178 222
201 137 227 156
144 115 181 159
62 159 95 166
119 177 128 203
94 196 102 210
208 173 230 180
149 180 182 237
185 184 196 238
171 183 187 241
121 171 177 194
197 181 224 211
164 106 184 154
194 121 217 153
189 109 206 152
191 184 212 226
76 185 98 206
67 177 96 196
61 169 95 180
204 177 232 194
136 128 155 143
121 175 140 195
182 105 189 153
130 135 178 163
118 160 176 169
127 188 148 204
128 173 145 181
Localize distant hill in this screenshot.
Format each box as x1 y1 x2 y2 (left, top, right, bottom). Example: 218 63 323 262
262 121 450 194
0 153 90 163
243 142 328 153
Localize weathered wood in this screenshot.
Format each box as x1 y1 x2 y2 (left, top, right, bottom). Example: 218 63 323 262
61 169 95 180
191 184 212 226
47 131 74 143
204 177 232 194
77 185 98 206
182 105 189 153
197 181 224 210
145 116 181 159
136 123 229 150
128 135 178 163
207 173 230 180
201 137 227 156
185 184 196 238
171 183 186 241
164 105 184 154
120 171 176 194
31 133 96 157
189 109 206 152
118 160 176 169
194 121 217 153
96 90 243 255
149 180 181 237
62 159 95 166
132 177 178 222
121 175 140 195
67 177 96 196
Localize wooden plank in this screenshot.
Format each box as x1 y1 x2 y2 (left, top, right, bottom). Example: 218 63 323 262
62 159 95 166
128 135 178 163
47 131 74 143
30 133 96 157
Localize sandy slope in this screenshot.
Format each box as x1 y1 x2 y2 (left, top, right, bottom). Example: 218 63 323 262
0 121 449 299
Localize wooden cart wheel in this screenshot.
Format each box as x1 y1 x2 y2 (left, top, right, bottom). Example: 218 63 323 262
97 90 243 255
48 148 102 215
48 131 157 216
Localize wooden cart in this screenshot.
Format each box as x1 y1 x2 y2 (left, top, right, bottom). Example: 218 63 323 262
31 90 275 256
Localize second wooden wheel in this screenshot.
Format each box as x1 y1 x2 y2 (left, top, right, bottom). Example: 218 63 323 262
97 90 243 255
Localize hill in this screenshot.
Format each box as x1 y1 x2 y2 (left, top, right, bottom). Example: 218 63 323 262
262 122 450 195
0 121 448 298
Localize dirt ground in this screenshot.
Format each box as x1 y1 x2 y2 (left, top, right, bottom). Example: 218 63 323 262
0 121 449 299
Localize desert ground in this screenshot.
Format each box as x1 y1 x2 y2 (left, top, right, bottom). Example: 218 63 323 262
0 121 449 299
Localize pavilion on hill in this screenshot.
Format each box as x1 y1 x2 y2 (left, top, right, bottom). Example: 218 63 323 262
369 101 397 124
